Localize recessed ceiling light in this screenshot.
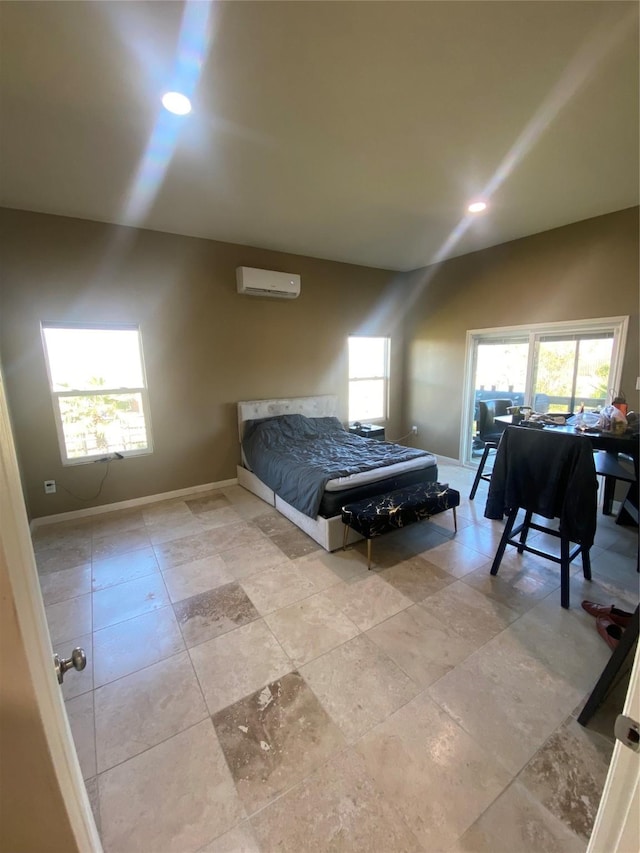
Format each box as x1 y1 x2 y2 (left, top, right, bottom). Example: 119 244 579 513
468 201 487 213
161 91 192 115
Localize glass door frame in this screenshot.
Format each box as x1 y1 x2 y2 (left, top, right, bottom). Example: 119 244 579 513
460 315 629 466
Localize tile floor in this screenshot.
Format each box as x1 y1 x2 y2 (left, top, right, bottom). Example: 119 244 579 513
36 464 638 853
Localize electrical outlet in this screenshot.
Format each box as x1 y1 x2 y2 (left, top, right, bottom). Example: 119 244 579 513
411 425 418 435
44 480 56 494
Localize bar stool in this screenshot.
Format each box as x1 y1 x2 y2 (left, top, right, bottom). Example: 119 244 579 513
469 399 512 500
485 427 597 609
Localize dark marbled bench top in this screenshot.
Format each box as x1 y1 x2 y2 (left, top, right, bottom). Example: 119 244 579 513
341 482 460 539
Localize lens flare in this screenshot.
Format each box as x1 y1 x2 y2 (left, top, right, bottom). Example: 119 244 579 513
161 91 192 115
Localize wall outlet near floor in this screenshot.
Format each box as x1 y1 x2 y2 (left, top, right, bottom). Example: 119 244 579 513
411 425 418 435
44 480 56 494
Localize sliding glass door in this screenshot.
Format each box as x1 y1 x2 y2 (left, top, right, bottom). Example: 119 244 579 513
462 317 628 465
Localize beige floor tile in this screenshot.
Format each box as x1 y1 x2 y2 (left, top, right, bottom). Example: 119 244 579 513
220 538 289 580
429 631 585 775
251 748 422 852
36 541 93 575
185 491 231 515
366 604 476 687
324 575 412 631
92 546 159 591
93 606 185 687
264 590 360 667
190 619 292 715
269 527 321 560
356 692 511 852
420 538 492 578
461 553 562 615
32 519 93 553
252 509 298 537
91 508 146 539
301 545 371 583
519 718 613 842
198 822 260 853
162 552 234 602
66 691 96 780
212 672 346 814
379 555 455 602
241 558 339 615
418 579 520 646
455 781 585 853
505 595 611 692
95 650 208 772
142 500 194 528
201 522 266 554
174 582 260 648
224 490 274 521
39 564 91 606
153 529 226 571
300 633 420 742
99 720 245 853
92 528 152 561
197 506 246 530
60 632 94 701
92 571 170 631
46 593 92 645
452 518 507 559
147 517 206 546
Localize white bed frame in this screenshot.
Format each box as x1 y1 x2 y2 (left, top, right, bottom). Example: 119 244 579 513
236 395 363 551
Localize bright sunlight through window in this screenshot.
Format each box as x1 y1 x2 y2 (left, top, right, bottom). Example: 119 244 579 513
42 324 153 464
348 336 389 423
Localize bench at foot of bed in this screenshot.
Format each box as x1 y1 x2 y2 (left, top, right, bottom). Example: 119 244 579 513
341 482 460 569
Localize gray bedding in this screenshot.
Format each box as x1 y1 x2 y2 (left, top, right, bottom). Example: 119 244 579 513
242 414 433 518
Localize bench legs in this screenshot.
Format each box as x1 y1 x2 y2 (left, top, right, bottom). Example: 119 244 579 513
343 524 373 570
343 505 458 571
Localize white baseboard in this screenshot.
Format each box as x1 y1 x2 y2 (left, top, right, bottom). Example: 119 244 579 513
30 478 238 530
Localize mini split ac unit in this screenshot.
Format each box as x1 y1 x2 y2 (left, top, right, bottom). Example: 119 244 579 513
236 266 300 299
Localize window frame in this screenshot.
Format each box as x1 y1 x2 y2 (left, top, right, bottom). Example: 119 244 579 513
348 335 390 423
41 322 154 466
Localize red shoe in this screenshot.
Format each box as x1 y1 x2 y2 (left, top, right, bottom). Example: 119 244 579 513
581 600 632 628
596 617 623 651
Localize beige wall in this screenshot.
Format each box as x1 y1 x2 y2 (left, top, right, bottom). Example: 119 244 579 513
0 208 405 518
1 206 637 517
402 207 640 459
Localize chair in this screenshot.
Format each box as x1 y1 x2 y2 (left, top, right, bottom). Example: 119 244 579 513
593 450 637 522
485 426 597 609
469 399 512 500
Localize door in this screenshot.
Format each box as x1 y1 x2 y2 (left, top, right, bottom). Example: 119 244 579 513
0 370 101 852
587 641 640 853
468 336 528 460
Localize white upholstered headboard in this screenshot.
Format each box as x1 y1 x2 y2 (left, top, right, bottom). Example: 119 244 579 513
237 395 339 443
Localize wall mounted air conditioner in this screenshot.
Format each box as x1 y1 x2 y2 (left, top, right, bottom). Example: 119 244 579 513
236 266 300 299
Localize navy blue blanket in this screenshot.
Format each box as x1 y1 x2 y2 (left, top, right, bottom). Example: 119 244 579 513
242 414 431 518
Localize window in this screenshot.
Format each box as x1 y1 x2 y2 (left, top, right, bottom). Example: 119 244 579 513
41 324 153 464
348 336 389 422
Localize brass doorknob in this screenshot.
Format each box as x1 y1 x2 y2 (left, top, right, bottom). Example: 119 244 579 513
54 647 87 684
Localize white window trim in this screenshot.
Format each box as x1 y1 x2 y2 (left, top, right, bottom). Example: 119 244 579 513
460 316 629 465
41 323 154 466
348 336 390 423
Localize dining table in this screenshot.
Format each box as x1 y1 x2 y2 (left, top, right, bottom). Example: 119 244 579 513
495 416 639 527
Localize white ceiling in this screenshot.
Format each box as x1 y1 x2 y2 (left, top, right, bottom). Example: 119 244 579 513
0 1 638 271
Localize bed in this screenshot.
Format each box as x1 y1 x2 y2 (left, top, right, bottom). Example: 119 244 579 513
236 395 438 551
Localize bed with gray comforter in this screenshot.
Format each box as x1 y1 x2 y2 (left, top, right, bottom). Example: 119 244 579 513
242 413 436 518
